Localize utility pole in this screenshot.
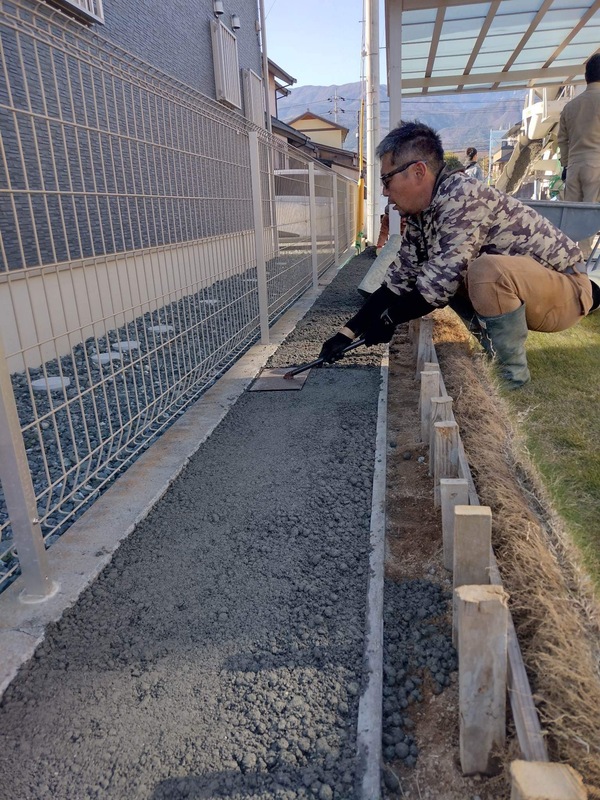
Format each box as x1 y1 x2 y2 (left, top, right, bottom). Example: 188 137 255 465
365 0 381 245
327 90 346 124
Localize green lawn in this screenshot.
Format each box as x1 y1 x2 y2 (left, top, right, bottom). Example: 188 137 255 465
502 312 600 591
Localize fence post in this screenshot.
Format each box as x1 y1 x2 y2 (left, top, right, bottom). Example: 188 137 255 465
440 478 468 571
248 131 270 344
0 334 56 602
456 584 508 776
420 368 440 443
509 761 587 800
332 172 339 266
308 162 319 290
433 420 459 505
429 396 453 474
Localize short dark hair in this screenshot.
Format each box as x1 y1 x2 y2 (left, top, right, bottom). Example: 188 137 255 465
376 121 444 173
466 147 477 160
585 53 600 83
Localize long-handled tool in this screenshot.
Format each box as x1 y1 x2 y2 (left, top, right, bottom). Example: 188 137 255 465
283 338 366 379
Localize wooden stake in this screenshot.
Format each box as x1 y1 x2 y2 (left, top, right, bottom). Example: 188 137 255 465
453 505 492 587
440 478 468 571
433 420 459 506
429 396 453 474
456 584 508 776
509 760 587 800
415 316 434 377
409 318 420 356
420 370 440 442
453 505 492 645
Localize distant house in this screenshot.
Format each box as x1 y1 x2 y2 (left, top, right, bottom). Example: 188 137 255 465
288 111 349 150
285 111 362 181
267 59 297 119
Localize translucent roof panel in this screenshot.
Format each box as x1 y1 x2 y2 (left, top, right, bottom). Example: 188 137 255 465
387 0 600 96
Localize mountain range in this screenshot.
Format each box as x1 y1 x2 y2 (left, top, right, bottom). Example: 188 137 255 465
277 83 527 157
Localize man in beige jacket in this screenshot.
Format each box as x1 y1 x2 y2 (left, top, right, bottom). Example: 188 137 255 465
558 53 600 257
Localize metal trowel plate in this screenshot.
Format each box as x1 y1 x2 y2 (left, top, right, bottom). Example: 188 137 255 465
249 368 310 391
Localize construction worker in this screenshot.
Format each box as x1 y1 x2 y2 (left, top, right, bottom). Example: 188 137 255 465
319 121 600 389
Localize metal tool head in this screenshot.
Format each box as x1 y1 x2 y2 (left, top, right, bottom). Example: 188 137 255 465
248 367 310 392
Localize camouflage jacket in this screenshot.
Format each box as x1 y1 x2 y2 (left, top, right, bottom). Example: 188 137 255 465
386 168 583 307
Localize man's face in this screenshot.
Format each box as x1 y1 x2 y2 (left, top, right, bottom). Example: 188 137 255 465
380 152 435 216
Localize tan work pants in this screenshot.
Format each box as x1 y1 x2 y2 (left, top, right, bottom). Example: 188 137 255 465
466 254 592 332
564 163 600 258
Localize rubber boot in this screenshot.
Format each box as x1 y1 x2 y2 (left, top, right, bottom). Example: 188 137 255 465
476 303 531 388
448 296 492 354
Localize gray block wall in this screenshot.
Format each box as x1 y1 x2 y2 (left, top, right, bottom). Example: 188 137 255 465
0 0 264 270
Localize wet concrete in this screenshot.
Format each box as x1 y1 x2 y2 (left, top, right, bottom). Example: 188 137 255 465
0 254 385 800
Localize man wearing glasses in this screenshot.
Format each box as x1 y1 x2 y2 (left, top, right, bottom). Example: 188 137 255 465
319 120 600 388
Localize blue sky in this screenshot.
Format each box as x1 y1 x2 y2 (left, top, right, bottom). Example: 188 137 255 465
265 0 386 88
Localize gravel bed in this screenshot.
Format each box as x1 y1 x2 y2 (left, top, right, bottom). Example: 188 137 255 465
381 578 456 791
0 254 317 589
0 254 385 799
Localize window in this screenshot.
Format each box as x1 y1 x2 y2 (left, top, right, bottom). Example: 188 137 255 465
211 19 242 109
54 0 104 23
242 69 265 128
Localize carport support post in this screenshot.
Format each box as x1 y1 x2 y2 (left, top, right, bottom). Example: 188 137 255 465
309 162 319 290
509 761 587 800
433 420 459 506
440 478 468 571
419 368 440 442
332 172 339 266
248 131 270 344
456 584 508 776
0 332 56 601
429 396 453 475
453 505 492 644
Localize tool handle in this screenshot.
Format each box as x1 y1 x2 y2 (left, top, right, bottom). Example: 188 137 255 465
284 338 365 378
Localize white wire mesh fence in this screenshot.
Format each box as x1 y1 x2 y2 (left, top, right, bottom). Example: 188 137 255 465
0 0 357 595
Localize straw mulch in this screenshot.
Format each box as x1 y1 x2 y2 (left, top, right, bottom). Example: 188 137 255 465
431 309 600 791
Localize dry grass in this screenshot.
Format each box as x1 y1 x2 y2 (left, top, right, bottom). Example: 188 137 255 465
432 309 600 789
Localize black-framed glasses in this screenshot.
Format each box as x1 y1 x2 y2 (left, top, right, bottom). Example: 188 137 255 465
380 160 425 189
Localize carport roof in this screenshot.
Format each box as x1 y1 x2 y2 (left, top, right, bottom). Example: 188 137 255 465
387 0 600 95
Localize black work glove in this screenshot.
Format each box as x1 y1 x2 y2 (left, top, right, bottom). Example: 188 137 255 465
347 285 437 347
561 167 567 181
362 310 397 346
318 332 353 363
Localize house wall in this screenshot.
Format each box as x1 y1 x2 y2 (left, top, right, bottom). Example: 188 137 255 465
290 121 344 149
96 0 261 100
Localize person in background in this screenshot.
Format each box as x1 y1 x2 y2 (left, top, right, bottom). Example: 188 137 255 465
375 204 390 254
464 147 484 181
558 53 600 258
318 121 600 389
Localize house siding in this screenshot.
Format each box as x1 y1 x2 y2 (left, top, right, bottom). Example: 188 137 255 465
0 0 263 271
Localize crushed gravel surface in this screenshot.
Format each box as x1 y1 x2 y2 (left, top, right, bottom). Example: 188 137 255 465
0 256 387 800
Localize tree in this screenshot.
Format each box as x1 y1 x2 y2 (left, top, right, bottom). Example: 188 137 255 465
445 152 464 170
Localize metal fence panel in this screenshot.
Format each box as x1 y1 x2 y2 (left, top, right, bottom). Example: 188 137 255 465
0 0 356 594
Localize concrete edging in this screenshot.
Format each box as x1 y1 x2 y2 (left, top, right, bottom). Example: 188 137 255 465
356 347 388 800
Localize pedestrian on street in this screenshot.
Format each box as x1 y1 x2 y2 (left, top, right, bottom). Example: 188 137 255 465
464 147 484 181
558 53 600 258
319 121 600 389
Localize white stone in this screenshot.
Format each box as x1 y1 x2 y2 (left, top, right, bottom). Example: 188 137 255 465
91 352 121 365
31 377 71 392
111 340 140 352
149 325 174 334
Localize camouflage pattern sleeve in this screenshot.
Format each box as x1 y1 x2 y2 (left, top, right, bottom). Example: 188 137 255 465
385 173 583 307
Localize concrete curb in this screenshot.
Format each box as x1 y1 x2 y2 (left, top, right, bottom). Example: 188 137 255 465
356 346 388 800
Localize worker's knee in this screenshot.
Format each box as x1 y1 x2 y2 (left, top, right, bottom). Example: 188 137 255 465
466 255 521 317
